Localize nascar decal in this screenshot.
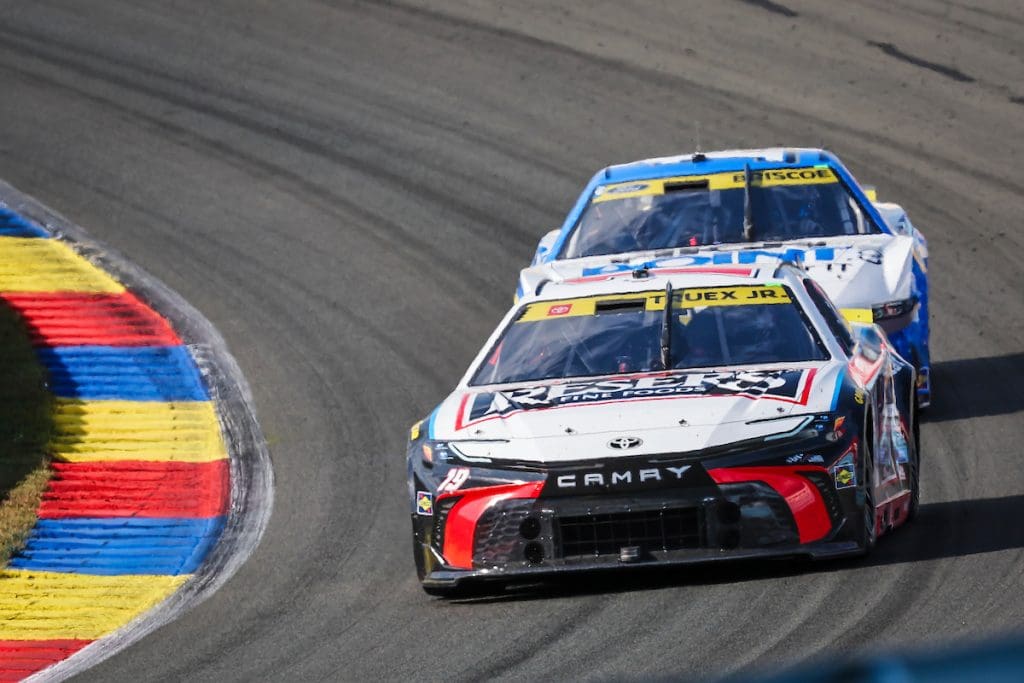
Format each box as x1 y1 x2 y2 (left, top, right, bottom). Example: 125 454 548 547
456 369 817 430
593 167 837 202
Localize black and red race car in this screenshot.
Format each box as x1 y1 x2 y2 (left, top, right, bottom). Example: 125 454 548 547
407 264 920 596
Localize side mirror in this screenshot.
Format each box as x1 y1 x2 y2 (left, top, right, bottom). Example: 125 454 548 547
531 229 560 266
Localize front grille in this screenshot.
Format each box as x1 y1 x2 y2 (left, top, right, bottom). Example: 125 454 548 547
473 500 535 566
557 507 701 557
431 496 460 552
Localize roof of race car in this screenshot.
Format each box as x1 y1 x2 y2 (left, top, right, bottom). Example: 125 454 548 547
517 263 801 305
598 147 836 185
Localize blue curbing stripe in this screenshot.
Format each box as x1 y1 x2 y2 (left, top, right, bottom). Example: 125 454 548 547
8 516 226 575
0 206 50 237
35 345 208 401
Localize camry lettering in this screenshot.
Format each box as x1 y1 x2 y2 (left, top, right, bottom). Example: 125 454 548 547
555 466 692 489
639 468 661 482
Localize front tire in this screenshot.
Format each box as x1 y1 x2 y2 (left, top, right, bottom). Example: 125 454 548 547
859 417 878 554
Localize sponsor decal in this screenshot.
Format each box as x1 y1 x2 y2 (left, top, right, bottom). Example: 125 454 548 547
602 182 650 195
832 450 857 489
833 465 855 488
731 167 836 185
607 436 642 450
577 248 843 277
547 303 572 316
416 490 433 515
438 466 471 493
409 420 422 441
461 369 815 428
785 453 826 465
858 248 883 265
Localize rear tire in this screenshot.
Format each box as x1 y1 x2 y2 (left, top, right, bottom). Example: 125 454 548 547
906 396 921 522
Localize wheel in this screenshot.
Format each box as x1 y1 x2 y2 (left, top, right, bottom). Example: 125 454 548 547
859 416 878 553
906 396 921 522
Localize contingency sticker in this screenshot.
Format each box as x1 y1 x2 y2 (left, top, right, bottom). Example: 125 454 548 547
832 452 857 490
416 491 433 516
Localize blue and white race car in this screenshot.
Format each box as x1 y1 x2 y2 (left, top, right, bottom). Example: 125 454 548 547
518 148 931 406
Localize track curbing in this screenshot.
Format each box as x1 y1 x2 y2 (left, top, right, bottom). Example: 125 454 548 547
0 182 272 682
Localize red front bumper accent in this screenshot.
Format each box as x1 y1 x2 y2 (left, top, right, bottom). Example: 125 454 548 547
708 466 833 544
439 482 544 570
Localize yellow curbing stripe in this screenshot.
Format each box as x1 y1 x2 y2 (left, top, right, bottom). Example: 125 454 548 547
0 238 124 293
0 570 189 640
50 399 228 463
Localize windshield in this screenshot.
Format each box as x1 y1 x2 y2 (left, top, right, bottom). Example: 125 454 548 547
470 285 828 386
563 167 879 259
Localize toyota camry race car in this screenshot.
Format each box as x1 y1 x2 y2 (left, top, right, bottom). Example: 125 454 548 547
518 148 932 406
409 265 920 595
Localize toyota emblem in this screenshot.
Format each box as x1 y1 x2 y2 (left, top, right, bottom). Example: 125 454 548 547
607 436 642 450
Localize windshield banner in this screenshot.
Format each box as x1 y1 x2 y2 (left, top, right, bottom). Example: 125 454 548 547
593 167 838 203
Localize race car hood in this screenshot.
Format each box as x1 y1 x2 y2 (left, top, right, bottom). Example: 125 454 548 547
433 364 841 464
519 234 916 309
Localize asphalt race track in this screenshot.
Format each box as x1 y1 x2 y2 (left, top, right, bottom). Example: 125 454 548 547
2 1 1023 680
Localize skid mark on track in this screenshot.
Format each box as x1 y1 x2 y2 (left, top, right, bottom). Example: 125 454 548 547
735 0 798 19
0 27 539 250
867 41 976 83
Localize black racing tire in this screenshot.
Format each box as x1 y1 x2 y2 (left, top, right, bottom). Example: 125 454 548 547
906 395 922 522
859 413 878 554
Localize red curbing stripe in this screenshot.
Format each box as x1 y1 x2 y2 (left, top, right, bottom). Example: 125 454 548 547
0 640 92 680
38 460 229 519
0 291 180 346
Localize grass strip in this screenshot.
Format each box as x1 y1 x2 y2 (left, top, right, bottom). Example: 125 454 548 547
0 299 54 565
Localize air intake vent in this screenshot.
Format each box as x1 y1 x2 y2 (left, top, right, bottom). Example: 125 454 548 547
557 507 701 557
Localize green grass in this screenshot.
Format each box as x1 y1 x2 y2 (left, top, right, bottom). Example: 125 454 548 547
0 300 53 566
